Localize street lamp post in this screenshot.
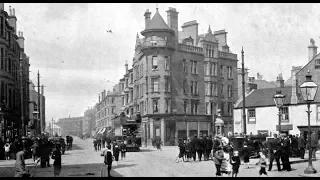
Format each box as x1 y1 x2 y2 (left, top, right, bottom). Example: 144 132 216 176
273 90 286 135
300 71 318 174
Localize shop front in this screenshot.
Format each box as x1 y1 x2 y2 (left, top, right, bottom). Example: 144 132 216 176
142 115 212 146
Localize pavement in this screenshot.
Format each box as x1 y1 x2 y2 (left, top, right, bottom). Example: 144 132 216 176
1 137 320 177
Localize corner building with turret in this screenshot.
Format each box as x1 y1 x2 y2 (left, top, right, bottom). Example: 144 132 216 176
132 7 238 146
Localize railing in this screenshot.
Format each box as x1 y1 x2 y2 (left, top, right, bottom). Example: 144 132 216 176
140 39 175 49
178 43 203 54
218 51 237 60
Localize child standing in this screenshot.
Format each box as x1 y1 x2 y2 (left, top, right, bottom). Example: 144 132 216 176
231 151 241 177
4 141 11 160
256 151 268 177
213 147 224 177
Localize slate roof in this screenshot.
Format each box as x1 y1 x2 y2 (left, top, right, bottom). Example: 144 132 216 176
146 9 170 30
236 86 293 109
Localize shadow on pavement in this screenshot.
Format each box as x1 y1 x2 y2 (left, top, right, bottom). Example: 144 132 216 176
113 163 137 170
133 148 156 153
68 144 83 150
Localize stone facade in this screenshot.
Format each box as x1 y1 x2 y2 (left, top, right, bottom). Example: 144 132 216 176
0 4 30 140
130 7 238 146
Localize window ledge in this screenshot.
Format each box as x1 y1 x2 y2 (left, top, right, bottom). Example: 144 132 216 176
152 92 160 94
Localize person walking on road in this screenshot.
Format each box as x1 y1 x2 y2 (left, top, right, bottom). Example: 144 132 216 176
310 132 318 159
230 150 241 177
97 138 102 151
31 141 40 165
103 145 113 177
93 139 98 152
256 151 268 177
120 141 126 161
113 141 120 165
52 143 62 177
242 143 250 169
14 149 31 177
268 134 282 171
298 133 306 159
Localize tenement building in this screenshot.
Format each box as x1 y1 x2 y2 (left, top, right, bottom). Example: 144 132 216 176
0 4 30 140
132 7 238 146
56 116 84 137
95 84 122 136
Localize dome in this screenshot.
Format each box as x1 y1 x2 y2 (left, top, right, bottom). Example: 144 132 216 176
215 117 224 125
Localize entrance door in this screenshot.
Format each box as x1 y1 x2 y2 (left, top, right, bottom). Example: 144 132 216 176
165 121 176 146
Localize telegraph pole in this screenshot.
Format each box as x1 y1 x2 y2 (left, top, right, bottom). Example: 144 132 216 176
37 70 41 135
52 117 54 137
241 47 247 135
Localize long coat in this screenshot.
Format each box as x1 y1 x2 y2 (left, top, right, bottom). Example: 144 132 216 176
298 136 306 148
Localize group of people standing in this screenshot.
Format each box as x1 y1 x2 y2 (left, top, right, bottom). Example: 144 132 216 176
101 139 127 177
177 134 214 162
93 138 105 151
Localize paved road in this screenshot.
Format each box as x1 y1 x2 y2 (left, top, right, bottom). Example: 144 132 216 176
1 137 320 177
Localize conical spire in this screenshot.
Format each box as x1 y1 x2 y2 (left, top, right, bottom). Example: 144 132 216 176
208 25 212 34
145 9 170 30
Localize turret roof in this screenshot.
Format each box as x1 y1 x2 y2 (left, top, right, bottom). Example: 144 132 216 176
146 9 170 30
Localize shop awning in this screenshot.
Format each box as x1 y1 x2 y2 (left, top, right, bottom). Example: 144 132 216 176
100 127 106 134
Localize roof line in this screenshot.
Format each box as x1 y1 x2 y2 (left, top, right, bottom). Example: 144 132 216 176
296 52 320 74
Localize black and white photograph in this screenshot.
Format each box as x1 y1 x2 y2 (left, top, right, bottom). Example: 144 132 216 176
0 3 320 177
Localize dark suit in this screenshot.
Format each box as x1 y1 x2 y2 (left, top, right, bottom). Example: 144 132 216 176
196 138 204 161
298 136 306 159
204 138 213 160
268 138 282 171
281 137 291 171
190 137 197 161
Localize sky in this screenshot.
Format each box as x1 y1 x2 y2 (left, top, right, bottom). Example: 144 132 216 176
3 3 320 125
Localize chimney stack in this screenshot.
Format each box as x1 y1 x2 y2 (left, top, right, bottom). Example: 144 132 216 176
8 6 17 35
308 38 318 62
276 73 284 88
98 94 101 102
17 31 25 50
144 9 151 29
125 60 128 74
166 7 179 39
290 66 302 104
0 3 4 11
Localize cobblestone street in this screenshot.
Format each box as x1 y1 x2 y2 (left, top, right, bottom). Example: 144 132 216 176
1 137 320 177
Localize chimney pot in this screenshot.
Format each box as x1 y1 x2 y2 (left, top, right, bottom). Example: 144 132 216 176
13 8 15 16
308 38 318 62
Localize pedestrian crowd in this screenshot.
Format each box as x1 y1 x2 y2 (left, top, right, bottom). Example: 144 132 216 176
173 132 319 177
96 138 127 177
0 134 74 177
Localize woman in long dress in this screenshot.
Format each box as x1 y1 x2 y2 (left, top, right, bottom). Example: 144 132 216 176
52 144 62 177
14 150 31 177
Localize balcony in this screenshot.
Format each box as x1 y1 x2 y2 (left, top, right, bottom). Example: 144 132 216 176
178 44 203 54
140 39 175 49
218 51 237 60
